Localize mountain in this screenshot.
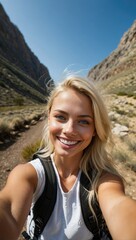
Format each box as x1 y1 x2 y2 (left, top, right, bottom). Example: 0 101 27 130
88 20 136 97
88 21 136 182
0 3 54 106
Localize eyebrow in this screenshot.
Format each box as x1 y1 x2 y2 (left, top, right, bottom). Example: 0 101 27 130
54 109 94 119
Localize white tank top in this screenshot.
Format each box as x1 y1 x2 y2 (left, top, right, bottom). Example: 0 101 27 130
27 157 93 240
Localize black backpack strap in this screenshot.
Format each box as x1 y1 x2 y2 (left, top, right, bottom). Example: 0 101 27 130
80 171 112 240
80 171 101 239
32 156 57 238
22 155 57 239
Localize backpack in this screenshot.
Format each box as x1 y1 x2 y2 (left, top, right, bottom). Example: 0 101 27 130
22 156 112 240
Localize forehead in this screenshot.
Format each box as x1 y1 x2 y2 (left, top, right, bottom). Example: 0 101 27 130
51 88 93 114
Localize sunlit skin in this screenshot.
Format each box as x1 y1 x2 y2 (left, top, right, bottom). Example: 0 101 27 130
48 88 95 182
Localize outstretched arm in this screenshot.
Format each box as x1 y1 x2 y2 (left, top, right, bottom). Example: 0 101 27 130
98 173 136 240
0 163 37 240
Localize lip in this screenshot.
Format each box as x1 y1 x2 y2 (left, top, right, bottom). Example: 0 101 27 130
57 136 80 148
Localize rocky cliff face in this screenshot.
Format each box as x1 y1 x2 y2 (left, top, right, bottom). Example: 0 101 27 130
0 3 51 87
0 4 54 106
88 21 136 187
88 20 136 82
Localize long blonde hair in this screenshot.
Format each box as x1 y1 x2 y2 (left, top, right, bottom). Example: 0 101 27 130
40 75 122 206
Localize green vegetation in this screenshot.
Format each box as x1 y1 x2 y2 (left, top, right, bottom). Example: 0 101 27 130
0 56 50 107
22 139 42 162
13 97 24 106
96 67 136 99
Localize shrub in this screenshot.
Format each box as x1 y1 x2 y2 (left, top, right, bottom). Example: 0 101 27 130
115 109 126 115
113 148 130 163
126 139 136 153
10 117 25 131
126 162 136 172
117 92 127 96
14 97 24 106
118 119 129 128
0 119 11 140
22 140 42 162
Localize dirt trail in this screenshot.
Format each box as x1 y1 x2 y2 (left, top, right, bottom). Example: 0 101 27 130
0 120 45 190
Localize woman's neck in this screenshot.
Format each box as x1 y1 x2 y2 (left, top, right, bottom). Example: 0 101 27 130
53 153 80 179
52 154 80 192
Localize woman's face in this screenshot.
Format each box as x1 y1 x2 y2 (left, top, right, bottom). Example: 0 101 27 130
48 88 95 160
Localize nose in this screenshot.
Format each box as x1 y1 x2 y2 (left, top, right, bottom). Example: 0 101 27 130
63 120 77 136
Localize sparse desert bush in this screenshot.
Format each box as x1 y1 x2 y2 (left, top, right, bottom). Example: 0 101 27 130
126 162 136 172
10 117 25 131
118 118 130 127
22 139 42 162
117 91 127 96
0 105 45 143
0 119 11 140
26 113 39 123
113 148 130 163
109 114 118 122
115 109 126 115
126 138 136 153
127 110 136 117
33 113 42 121
23 117 32 125
13 97 24 106
127 93 134 98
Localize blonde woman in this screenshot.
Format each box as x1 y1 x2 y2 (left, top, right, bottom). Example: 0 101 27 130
0 76 136 240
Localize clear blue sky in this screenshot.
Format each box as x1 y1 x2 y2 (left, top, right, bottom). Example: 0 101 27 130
1 0 136 82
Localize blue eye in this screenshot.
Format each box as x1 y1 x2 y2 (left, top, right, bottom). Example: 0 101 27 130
79 120 89 125
55 115 65 120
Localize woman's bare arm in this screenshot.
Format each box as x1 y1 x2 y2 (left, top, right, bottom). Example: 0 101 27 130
0 163 37 240
98 173 136 240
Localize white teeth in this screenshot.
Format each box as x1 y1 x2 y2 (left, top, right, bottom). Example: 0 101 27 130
59 138 78 145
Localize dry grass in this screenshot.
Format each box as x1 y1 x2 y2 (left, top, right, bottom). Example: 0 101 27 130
95 72 136 174
22 139 42 162
126 138 136 152
0 105 46 143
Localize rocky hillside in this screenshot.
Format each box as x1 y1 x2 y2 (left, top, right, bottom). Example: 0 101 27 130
88 21 136 181
88 20 136 97
0 4 54 106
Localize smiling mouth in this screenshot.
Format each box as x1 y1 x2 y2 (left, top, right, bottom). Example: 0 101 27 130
58 137 80 146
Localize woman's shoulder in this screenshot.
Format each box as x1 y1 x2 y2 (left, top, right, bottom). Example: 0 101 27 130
97 171 125 209
7 162 38 183
98 171 124 193
0 162 38 201
29 158 45 183
28 158 46 202
99 171 123 184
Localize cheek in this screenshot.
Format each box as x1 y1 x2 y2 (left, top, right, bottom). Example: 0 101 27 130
83 128 95 142
49 120 62 134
